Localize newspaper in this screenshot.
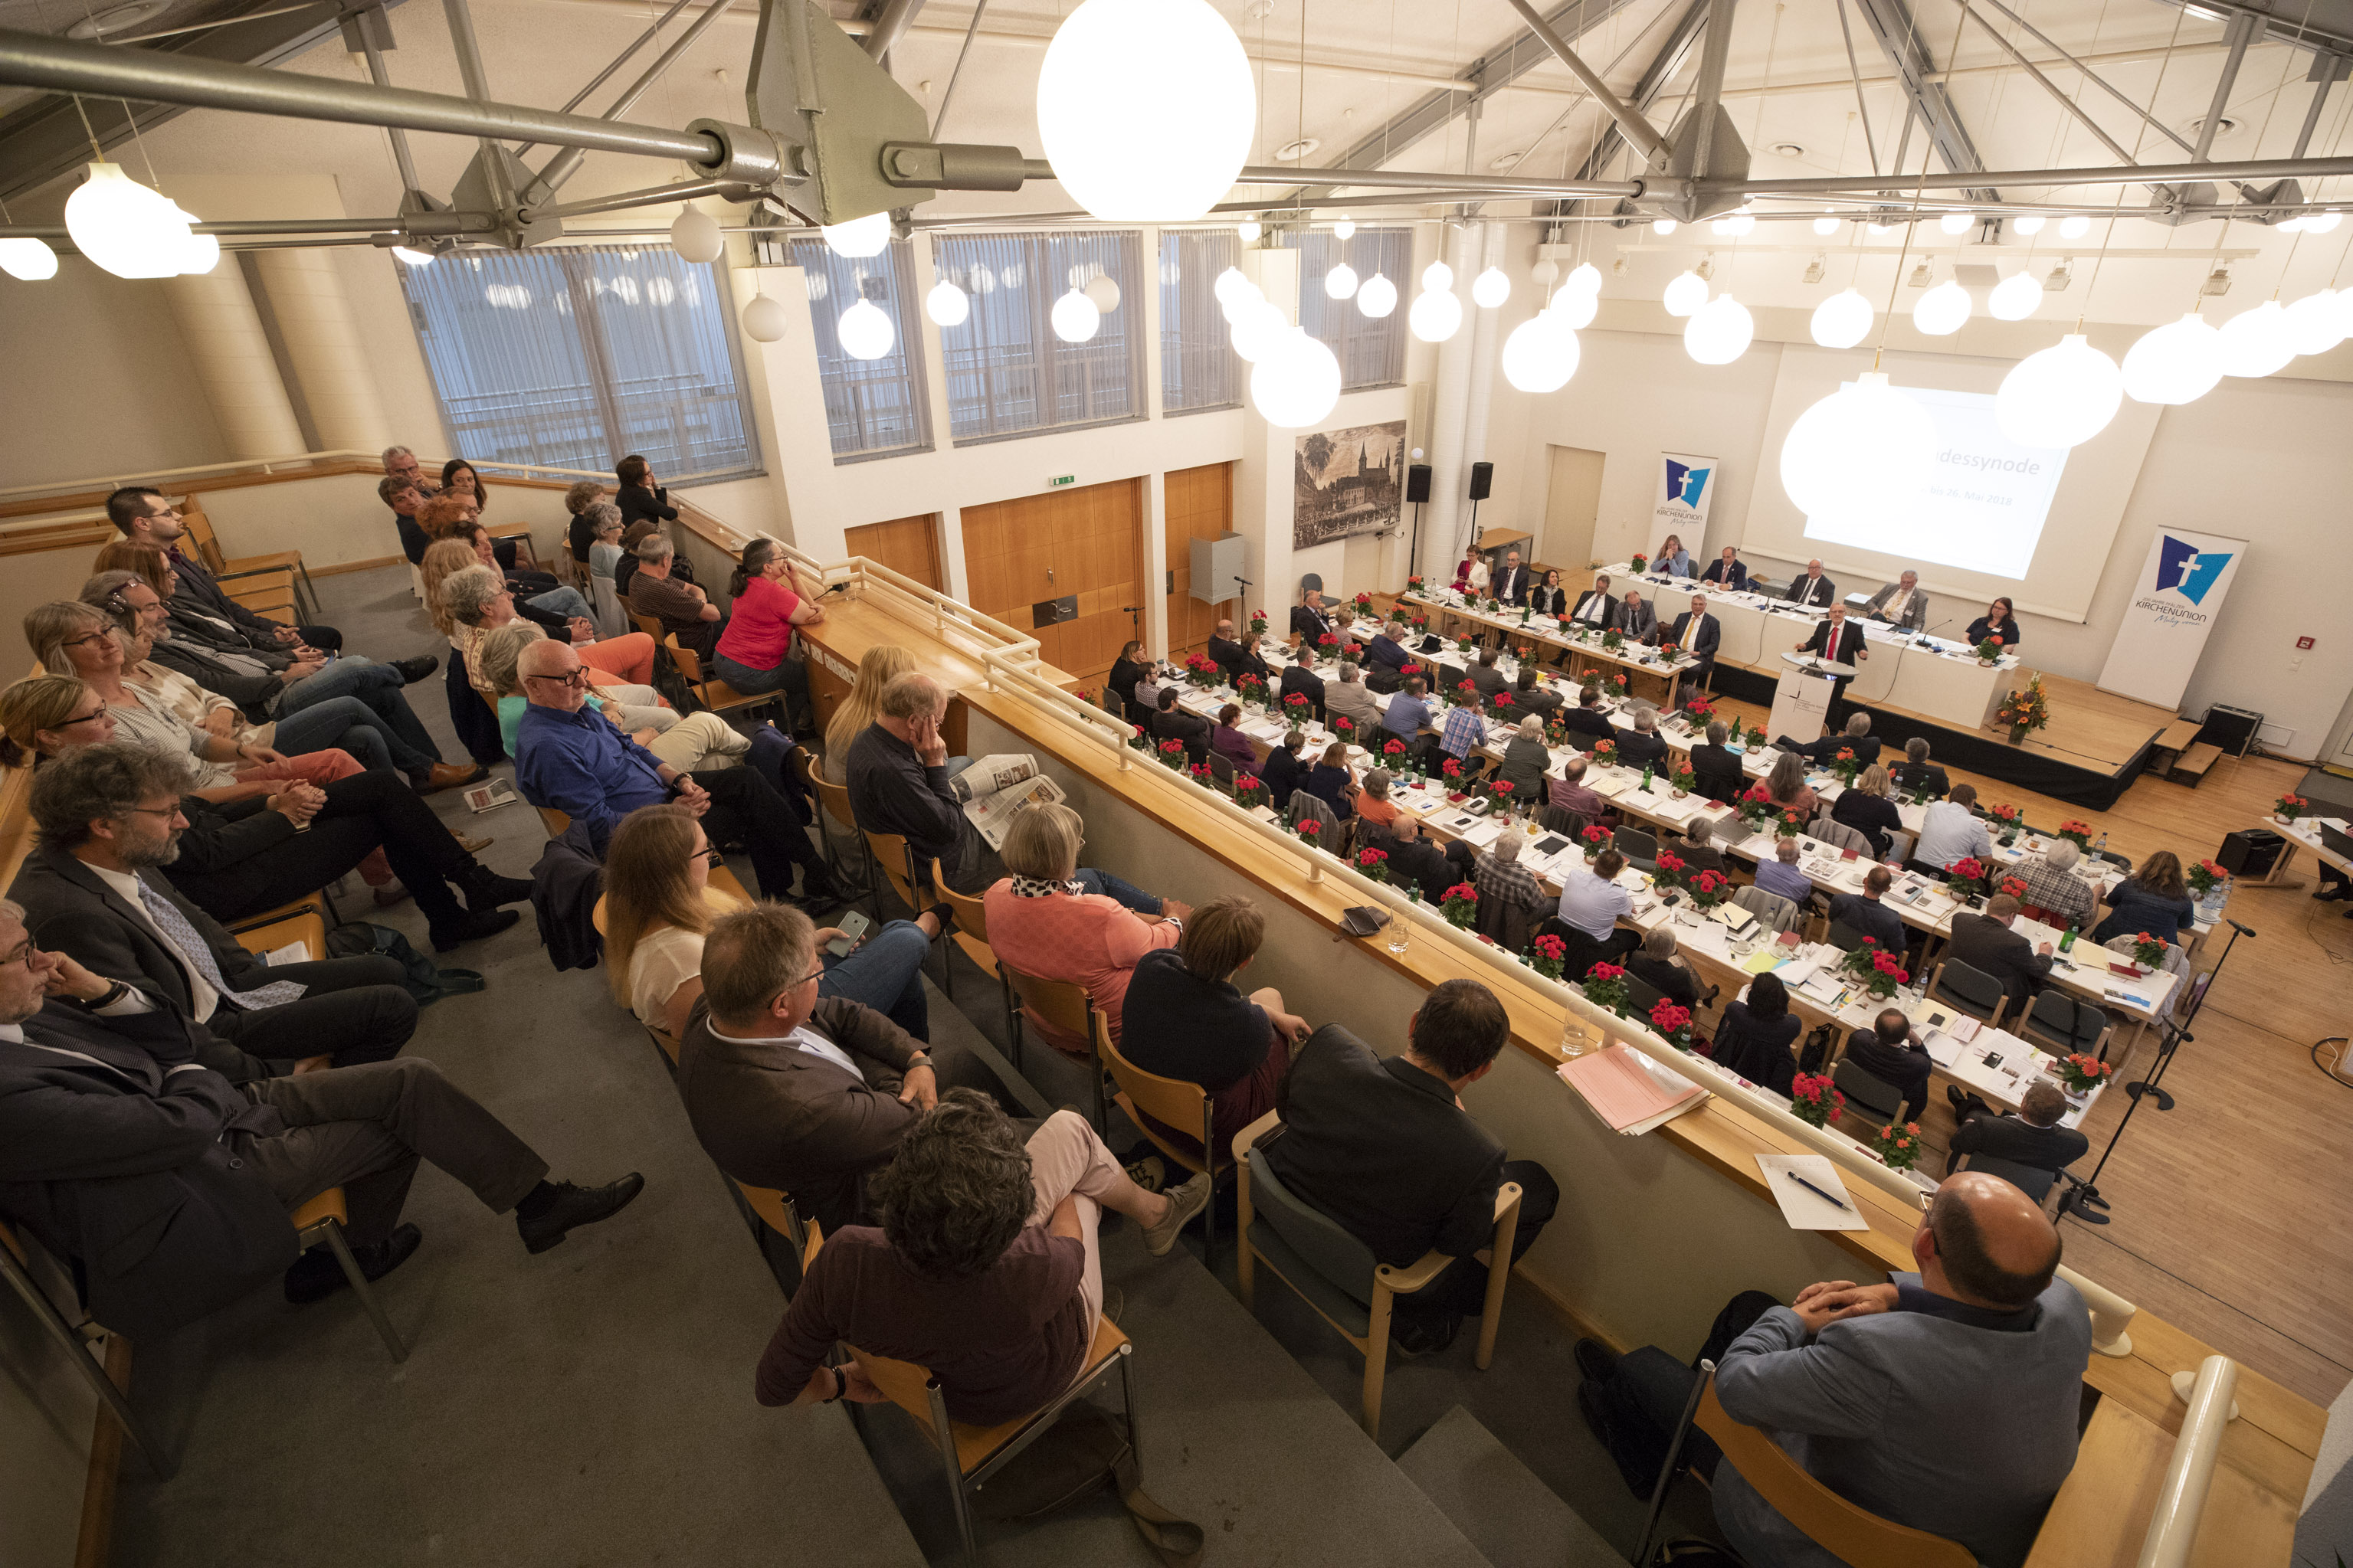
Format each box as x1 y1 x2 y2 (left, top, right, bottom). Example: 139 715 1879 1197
952 755 1070 849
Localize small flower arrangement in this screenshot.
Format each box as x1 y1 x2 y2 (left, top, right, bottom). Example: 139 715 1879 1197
1248 609 1270 636
1296 817 1323 845
1609 671 1630 693
1317 632 1339 649
1743 720 1768 748
2056 1053 2113 1094
1840 940 1909 1000
1778 808 1810 839
1440 882 1478 928
1683 696 1716 725
1354 591 1373 610
2276 793 2309 822
1593 739 1619 769
1188 762 1213 786
1234 774 1266 810
1581 961 1629 1014
1988 802 2020 828
2056 820 2093 848
1789 1072 1843 1128
1872 1119 1925 1171
2128 931 2165 970
1944 856 1988 900
1995 676 2050 742
1237 673 1269 705
1157 739 1187 771
1650 999 1695 1050
1735 783 1778 832
1653 849 1687 887
1457 679 1480 702
2185 858 2229 897
1183 653 1221 689
1356 847 1389 883
1601 628 1625 654
1128 731 1152 755
1529 932 1568 980
1999 876 2028 901
1282 692 1311 730
1330 717 1355 743
1628 553 1650 574
1442 757 1464 783
1828 746 1860 786
1581 824 1613 859
1401 661 1424 679
1684 868 1731 909
1494 691 1516 710
1974 634 2004 662
1485 779 1518 813
1668 761 1698 797
1382 738 1406 761
1408 614 1429 633
1405 574 1426 594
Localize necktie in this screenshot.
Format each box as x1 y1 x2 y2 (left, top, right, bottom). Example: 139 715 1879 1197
136 880 308 1011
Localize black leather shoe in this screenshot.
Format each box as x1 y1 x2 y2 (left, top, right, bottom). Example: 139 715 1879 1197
517 1174 645 1255
1572 1336 1621 1386
284 1223 423 1304
1392 1311 1461 1358
393 655 439 685
457 865 534 910
430 907 521 952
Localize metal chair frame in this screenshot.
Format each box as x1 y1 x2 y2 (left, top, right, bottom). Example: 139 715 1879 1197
0 1222 173 1477
290 1188 408 1362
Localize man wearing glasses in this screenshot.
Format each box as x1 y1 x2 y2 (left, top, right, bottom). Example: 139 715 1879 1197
0 898 643 1326
106 485 352 658
513 640 850 914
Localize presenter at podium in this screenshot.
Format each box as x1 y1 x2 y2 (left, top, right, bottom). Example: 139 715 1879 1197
1794 604 1869 720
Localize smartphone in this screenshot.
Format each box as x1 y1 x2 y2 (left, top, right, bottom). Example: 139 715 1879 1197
824 910 872 957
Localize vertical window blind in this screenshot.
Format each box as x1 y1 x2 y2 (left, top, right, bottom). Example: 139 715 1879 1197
1286 227 1413 390
930 231 1146 443
398 244 761 481
1158 228 1242 414
788 237 934 462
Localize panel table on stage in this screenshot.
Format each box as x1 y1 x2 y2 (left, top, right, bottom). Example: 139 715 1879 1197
1388 590 1699 708
1594 562 2028 731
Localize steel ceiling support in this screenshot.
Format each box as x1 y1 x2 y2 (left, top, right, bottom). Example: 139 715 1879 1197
1849 0 1998 203
1718 150 2353 193
860 0 926 63
441 0 517 217
2291 56 2348 155
1577 0 1709 184
1835 0 1882 176
1236 162 1643 198
1683 0 1736 180
1499 0 1667 162
352 8 423 197
2143 0 2353 59
526 0 737 202
2192 12 2259 162
1968 0 2196 156
1948 0 2140 167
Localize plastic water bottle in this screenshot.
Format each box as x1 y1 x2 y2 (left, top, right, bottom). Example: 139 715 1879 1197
2092 830 2109 859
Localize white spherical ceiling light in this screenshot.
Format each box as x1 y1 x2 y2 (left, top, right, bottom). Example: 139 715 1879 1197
1355 271 1398 318
1083 273 1121 313
2014 214 2046 236
925 277 970 327
1565 261 1602 296
669 204 723 264
1808 287 1873 349
2121 313 2224 405
1323 261 1358 300
1050 287 1103 342
1529 259 1560 288
2059 214 2091 240
168 205 219 275
1471 266 1509 307
1237 219 1262 244
64 162 185 279
741 293 791 342
1036 0 1254 221
1250 327 1342 427
2282 289 2345 356
1988 270 2044 321
2217 300 2296 377
1548 286 1598 329
822 211 891 258
1710 209 1756 237
836 298 896 359
1661 270 1708 317
1780 372 1936 525
1912 279 1971 336
1229 297 1288 362
1684 293 1755 365
1213 265 1254 309
1421 260 1453 293
392 245 437 267
1218 278 1263 324
1939 211 1974 235
1997 333 2122 447
1813 216 1840 235
1332 217 1356 241
1652 218 1678 236
1501 313 1581 393
0 237 61 280
1408 284 1463 342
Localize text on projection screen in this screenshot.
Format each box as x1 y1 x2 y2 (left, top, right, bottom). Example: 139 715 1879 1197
1801 385 2070 580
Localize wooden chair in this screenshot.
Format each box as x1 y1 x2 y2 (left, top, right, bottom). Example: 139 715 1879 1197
628 608 665 642
860 825 926 924
180 496 317 620
0 1218 172 1477
811 1224 1140 1567
484 520 539 571
536 805 573 839
1234 1111 1518 1439
999 964 1109 1131
1099 1026 1229 1269
664 633 780 723
224 570 301 624
1831 1057 1906 1132
289 1188 408 1361
795 745 866 885
932 856 1016 1059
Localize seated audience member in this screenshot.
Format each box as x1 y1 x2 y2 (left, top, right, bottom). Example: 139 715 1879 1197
1948 1081 2090 1175
1473 834 1553 926
983 804 1185 1052
1454 552 1489 596
515 641 844 911
1530 568 1568 620
415 491 477 551
614 454 679 535
754 1090 1209 1419
1151 686 1212 765
628 532 725 659
1210 704 1258 773
1966 598 2024 655
1651 535 1696 578
1129 656 1172 716
1381 676 1432 743
1292 589 1335 642
585 508 629 609
1492 548 1530 607
439 458 493 521
457 518 592 624
107 485 342 653
1260 980 1561 1353
1831 763 1905 859
1914 783 1989 874
1204 615 1244 671
1436 689 1487 764
1557 849 1639 961
1365 620 1413 674
2089 850 2197 949
1496 715 1552 799
1626 926 1702 1010
1548 754 1617 829
1467 647 1508 702
1889 735 1950 798
1325 661 1382 732
1120 896 1309 1157
1558 686 1614 738
2015 837 2097 931
1713 972 1800 1093
1795 712 1882 768
565 480 608 565
1673 816 1726 874
0 900 641 1321
713 538 823 728
821 646 918 783
1863 568 1931 630
1616 707 1669 770
1506 664 1562 720
1752 837 1814 905
1827 866 1906 951
1567 574 1615 628
1948 893 2054 1016
604 805 944 1044
1260 729 1309 810
421 538 517 769
1763 751 1820 819
1371 815 1479 903
1234 630 1276 685
3 705 528 948
1847 1007 1933 1122
1666 594 1720 699
1280 644 1326 722
613 519 689 602
480 624 743 777
1109 641 1153 723
1700 546 1748 590
1299 741 1357 821
382 475 432 566
1578 1175 2088 1568
1781 557 1836 605
445 564 651 686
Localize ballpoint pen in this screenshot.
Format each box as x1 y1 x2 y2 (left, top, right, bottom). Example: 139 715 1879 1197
1785 1170 1850 1211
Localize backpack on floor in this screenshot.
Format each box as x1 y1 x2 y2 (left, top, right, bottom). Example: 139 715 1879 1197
1798 1023 1836 1075
326 921 486 1006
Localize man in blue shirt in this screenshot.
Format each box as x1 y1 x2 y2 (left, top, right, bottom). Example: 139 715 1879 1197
514 641 847 912
1365 620 1413 674
1382 676 1432 741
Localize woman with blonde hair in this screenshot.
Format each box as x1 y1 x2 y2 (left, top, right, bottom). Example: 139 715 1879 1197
1830 761 1904 859
821 643 918 781
421 538 513 766
602 803 944 1039
479 621 748 777
441 565 660 699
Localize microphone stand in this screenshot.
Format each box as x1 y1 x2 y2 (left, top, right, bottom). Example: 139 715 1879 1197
2055 918 2252 1226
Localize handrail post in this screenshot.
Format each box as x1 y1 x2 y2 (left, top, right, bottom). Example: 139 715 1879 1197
2135 1355 2237 1568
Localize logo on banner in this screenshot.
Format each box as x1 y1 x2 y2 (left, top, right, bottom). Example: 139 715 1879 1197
2155 534 2233 605
1664 458 1712 511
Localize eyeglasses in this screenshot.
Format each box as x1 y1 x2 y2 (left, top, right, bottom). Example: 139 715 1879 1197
63 631 115 650
525 669 592 689
0 938 34 968
693 846 723 866
791 966 825 988
59 709 108 727
122 805 181 820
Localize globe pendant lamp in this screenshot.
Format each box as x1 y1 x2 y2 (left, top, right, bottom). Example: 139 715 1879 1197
2217 301 2296 377
925 277 970 327
1548 286 1598 330
1409 284 1463 342
0 237 61 280
1332 218 1356 240
1529 259 1559 288
1996 334 2122 448
2121 314 2224 405
1988 270 2043 321
2059 215 2091 239
169 205 220 276
1323 262 1358 300
1050 287 1103 342
1219 277 1263 324
1037 0 1254 221
1565 261 1602 296
1083 273 1121 313
1813 217 1840 235
2014 214 2046 236
1939 211 1974 235
822 211 891 258
1912 279 1971 335
741 292 790 342
669 203 723 264
1780 372 1936 525
1662 270 1708 317
1471 266 1509 308
1355 272 1397 318
836 298 895 359
2282 290 2345 356
1684 293 1754 365
65 162 186 279
1250 327 1342 427
1212 265 1255 309
1809 288 1873 349
2331 287 2353 339
1421 261 1453 293
1501 313 1581 393
1229 297 1288 362
1237 219 1262 244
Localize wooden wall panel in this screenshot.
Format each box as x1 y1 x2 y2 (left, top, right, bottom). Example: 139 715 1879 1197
956 478 1143 685
1163 460 1234 658
844 514 943 591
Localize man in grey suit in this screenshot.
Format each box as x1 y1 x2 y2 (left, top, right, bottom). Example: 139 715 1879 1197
1614 589 1660 643
1863 569 1930 630
1324 661 1385 733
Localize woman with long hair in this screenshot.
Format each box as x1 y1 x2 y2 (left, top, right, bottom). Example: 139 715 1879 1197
821 643 919 781
1650 533 1695 578
1714 971 1800 1092
711 537 824 725
440 457 489 515
1532 567 1568 619
2089 848 2198 948
1764 750 1820 819
603 804 945 1040
1299 739 1357 820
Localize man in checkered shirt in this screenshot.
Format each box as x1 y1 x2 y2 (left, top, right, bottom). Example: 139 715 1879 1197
1474 835 1552 921
2012 838 2097 930
1438 698 1490 764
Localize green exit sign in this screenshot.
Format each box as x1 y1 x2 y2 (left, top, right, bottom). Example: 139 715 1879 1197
1047 474 1076 487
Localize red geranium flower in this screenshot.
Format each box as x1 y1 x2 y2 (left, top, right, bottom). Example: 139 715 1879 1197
1357 848 1387 867
1581 825 1611 844
1586 961 1624 980
1656 850 1686 875
1298 819 1322 838
1384 739 1405 755
1532 935 1566 960
1443 758 1463 777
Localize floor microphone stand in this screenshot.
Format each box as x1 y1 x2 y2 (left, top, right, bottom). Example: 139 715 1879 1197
2128 917 2248 1112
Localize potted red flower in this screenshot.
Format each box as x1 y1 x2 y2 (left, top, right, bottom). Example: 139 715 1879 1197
1296 817 1323 846
1356 846 1389 883
1406 574 1427 594
1332 715 1355 741
1827 747 1860 787
1789 1072 1843 1128
1653 849 1686 889
1440 882 1478 928
1871 1120 1925 1171
1234 774 1266 811
2276 792 2309 823
1581 824 1613 860
1650 999 1696 1052
1974 633 2004 663
1593 738 1619 770
1183 652 1220 689
1157 738 1187 771
1684 868 1731 910
1188 762 1213 786
1282 691 1311 733
2126 931 2165 971
1248 608 1269 636
2056 1053 2112 1094
1529 933 1568 980
1839 939 1909 1000
1943 856 1989 903
1998 876 2028 902
1581 960 1630 1015
1354 591 1373 610
2056 820 2092 849
1383 738 1407 763
1236 673 1269 706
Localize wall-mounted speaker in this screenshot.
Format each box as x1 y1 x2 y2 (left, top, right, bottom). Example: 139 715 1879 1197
1467 461 1494 501
1404 463 1432 503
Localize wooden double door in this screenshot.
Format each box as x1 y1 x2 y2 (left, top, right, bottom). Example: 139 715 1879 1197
961 478 1144 683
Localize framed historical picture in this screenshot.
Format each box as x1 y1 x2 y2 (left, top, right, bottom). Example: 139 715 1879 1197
1293 421 1405 550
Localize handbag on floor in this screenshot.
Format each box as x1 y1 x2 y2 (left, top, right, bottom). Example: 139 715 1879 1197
970 1401 1205 1566
326 921 486 1006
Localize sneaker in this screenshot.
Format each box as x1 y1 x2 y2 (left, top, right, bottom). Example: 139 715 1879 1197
284 1223 422 1304
1142 1173 1210 1256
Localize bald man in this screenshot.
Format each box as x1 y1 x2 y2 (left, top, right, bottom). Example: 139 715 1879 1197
1783 558 1837 608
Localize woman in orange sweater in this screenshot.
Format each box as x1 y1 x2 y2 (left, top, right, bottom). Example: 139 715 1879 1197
982 802 1189 1056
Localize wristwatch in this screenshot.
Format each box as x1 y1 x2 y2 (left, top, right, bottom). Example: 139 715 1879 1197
906 1050 933 1070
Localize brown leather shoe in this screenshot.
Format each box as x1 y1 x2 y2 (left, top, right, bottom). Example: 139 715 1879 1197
418 762 487 794
455 832 493 856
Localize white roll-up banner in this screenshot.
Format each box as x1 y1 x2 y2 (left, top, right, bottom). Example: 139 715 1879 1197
1654 452 1719 547
2095 528 2246 710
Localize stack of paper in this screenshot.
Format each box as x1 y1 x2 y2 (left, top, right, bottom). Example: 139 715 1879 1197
1557 1046 1710 1135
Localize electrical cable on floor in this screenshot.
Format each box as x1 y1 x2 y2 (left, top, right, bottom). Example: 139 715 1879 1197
2311 1037 2351 1088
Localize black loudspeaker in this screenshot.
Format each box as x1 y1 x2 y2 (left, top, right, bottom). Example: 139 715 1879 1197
2216 827 2286 879
1467 461 1494 501
1405 463 1432 502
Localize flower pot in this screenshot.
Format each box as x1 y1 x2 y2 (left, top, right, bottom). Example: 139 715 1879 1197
2007 725 2029 745
1978 657 1995 666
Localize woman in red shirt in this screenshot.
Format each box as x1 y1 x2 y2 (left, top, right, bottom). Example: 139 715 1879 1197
714 538 824 727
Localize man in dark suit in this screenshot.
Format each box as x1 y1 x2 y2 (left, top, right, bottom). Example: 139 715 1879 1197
1614 590 1660 644
1782 558 1837 607
1467 647 1509 701
1559 687 1614 738
1844 1007 1933 1123
107 484 345 651
1945 895 2055 1016
1205 619 1247 680
1795 603 1870 715
1566 574 1617 629
1617 709 1670 770
0 900 642 1328
1827 868 1909 952
1364 620 1413 675
1290 590 1335 642
1280 644 1327 722
1701 547 1748 591
1948 1082 2090 1175
1151 688 1211 764
1491 549 1531 607
1260 980 1559 1354
1667 594 1720 693
1688 721 1745 802
1503 665 1562 720
1795 713 1883 767
1890 737 1951 799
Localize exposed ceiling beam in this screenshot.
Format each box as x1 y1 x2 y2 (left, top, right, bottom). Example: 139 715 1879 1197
1848 0 1998 204
2142 0 2353 57
1572 0 1709 188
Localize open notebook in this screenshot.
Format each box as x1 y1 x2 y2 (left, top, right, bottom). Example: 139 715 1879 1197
1557 1046 1710 1135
